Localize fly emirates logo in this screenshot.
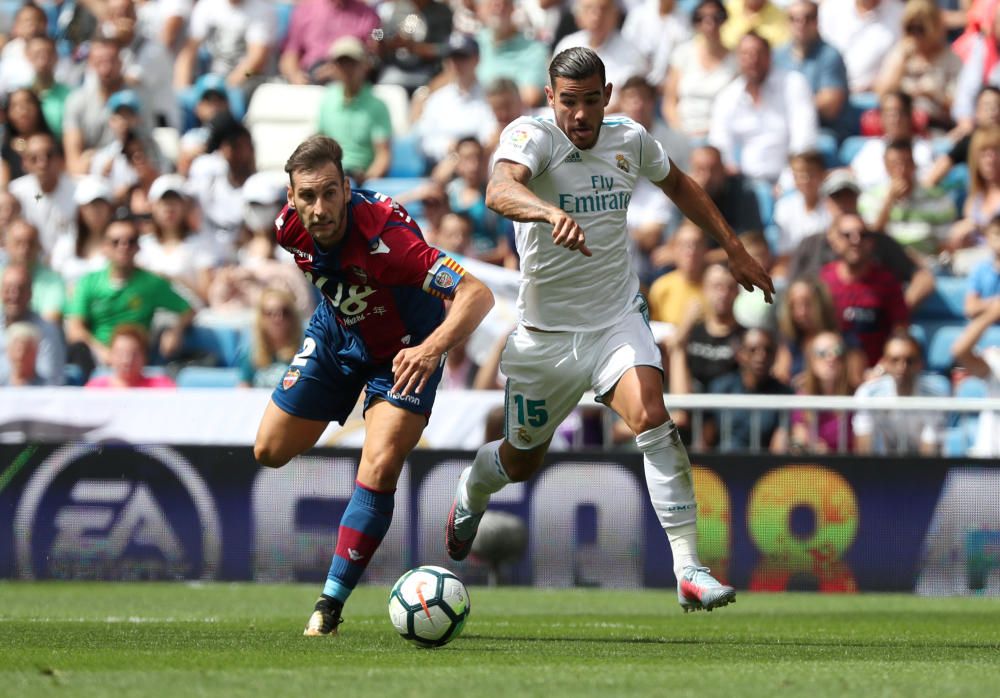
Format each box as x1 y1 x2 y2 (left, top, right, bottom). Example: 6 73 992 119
558 175 631 215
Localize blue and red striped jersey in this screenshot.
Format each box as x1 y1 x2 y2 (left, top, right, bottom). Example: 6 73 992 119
275 189 466 363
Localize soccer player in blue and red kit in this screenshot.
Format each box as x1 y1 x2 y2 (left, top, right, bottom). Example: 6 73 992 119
252 136 494 636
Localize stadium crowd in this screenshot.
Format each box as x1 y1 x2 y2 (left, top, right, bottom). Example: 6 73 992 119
0 0 998 456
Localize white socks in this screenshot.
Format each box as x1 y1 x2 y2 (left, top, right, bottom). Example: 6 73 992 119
635 420 701 579
461 439 511 513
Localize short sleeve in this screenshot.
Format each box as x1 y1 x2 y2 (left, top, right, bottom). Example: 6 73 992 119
637 124 670 182
371 99 392 142
152 275 193 314
367 219 448 287
64 274 93 320
187 0 209 41
817 46 848 92
245 2 276 45
491 119 551 178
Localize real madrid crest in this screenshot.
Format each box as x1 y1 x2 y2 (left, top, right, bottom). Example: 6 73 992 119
615 153 629 173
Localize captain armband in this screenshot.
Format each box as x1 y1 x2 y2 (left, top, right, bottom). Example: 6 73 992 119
422 256 466 300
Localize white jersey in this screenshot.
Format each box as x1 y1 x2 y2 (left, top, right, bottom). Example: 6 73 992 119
492 115 671 331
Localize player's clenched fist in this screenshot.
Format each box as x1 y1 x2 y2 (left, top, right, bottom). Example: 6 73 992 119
549 211 592 257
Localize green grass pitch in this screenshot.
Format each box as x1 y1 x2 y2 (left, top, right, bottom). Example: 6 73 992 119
2 582 999 698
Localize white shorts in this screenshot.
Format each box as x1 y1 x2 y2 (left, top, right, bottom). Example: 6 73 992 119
500 299 662 450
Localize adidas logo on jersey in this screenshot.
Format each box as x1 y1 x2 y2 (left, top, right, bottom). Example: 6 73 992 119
564 151 582 163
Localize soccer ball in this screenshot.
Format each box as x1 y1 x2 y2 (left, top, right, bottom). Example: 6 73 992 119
388 565 470 648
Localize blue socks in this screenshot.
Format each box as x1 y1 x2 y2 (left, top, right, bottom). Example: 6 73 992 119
323 481 395 604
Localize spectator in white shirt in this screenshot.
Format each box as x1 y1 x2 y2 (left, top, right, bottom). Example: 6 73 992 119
819 0 903 94
7 132 77 256
174 0 277 98
853 331 946 456
413 34 496 166
708 32 818 184
850 91 935 190
773 150 831 273
553 0 646 102
621 0 692 86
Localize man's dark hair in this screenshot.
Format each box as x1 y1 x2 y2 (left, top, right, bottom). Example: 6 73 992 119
206 113 251 152
284 135 345 184
882 90 914 116
620 75 656 98
548 47 605 88
885 138 914 156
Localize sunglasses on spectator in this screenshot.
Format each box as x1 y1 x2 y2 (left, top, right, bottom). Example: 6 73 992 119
905 23 926 36
789 12 817 23
813 345 845 360
695 11 726 24
885 354 918 366
106 236 139 248
263 306 292 319
837 227 871 239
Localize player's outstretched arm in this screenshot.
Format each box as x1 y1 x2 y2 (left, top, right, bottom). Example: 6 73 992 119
655 161 775 303
486 160 592 256
391 273 495 396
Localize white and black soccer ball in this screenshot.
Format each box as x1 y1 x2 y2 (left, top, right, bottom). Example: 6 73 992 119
388 565 470 648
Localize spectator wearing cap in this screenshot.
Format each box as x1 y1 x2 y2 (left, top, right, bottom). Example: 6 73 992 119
819 0 903 94
103 0 179 129
789 168 937 310
773 0 850 139
177 74 233 176
174 0 277 98
188 114 257 260
50 176 114 292
206 171 314 316
278 0 380 86
315 37 392 185
26 35 71 138
89 90 166 200
720 0 790 51
65 213 194 380
474 0 550 107
8 132 77 254
0 219 66 325
708 32 818 185
553 0 645 102
137 174 217 303
413 34 496 166
62 36 129 176
377 0 454 94
0 264 66 386
84 324 177 388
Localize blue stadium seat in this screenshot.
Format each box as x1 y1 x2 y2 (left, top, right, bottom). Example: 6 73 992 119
838 136 872 167
389 134 428 177
913 275 967 322
943 375 988 455
940 163 969 212
364 176 430 218
176 366 242 388
276 2 295 46
815 130 840 169
181 326 244 368
849 92 880 114
926 324 1000 373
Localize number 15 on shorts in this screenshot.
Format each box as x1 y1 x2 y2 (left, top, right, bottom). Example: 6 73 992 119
513 394 548 427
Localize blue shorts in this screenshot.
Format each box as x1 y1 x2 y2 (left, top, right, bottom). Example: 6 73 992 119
270 302 443 425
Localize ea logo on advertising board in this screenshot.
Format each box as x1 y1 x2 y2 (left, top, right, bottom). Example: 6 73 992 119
14 444 221 580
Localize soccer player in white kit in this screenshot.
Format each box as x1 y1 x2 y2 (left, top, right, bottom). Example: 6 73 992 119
445 47 775 612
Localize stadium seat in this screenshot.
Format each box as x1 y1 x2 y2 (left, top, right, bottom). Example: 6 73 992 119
943 375 988 456
913 275 967 322
364 176 431 217
176 366 242 388
388 134 428 178
849 92 880 114
926 324 1000 373
838 136 871 167
815 130 840 169
245 83 325 170
181 325 244 368
372 83 412 137
276 2 295 46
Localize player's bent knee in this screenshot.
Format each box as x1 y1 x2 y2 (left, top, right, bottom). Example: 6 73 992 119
634 407 670 435
254 441 290 469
